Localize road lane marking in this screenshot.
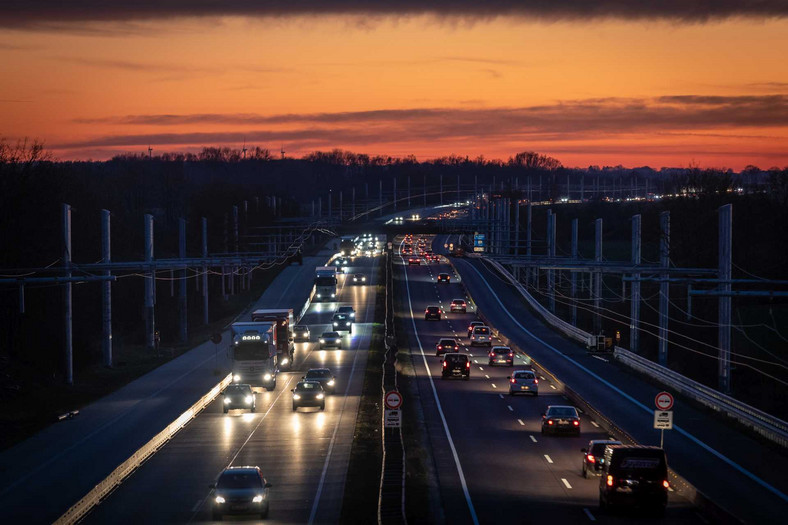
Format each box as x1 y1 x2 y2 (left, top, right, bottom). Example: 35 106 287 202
507 405 513 411
529 435 537 442
590 421 600 428
402 254 480 525
544 455 553 464
491 384 497 388
499 394 504 399
485 374 490 379
583 508 596 521
550 385 556 389
464 256 788 504
192 500 202 512
517 419 524 426
592 355 609 363
561 478 572 489
479 367 484 371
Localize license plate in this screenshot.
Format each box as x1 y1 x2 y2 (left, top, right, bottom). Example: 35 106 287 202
452 370 461 375
521 386 529 390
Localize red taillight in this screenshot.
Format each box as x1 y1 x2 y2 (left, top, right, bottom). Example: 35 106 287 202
547 420 554 425
438 345 442 350
466 361 470 368
510 378 516 383
508 352 513 358
425 309 429 313
587 455 596 464
443 361 447 368
573 420 580 426
663 480 670 489
607 475 614 487
534 379 538 384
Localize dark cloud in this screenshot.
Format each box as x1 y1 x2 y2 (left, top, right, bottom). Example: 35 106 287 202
3 1 787 29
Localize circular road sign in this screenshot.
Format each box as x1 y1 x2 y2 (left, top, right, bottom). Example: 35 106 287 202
211 332 222 345
384 390 403 410
655 391 674 411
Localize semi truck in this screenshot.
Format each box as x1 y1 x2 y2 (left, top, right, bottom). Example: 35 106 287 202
251 308 295 370
315 266 337 301
230 322 277 391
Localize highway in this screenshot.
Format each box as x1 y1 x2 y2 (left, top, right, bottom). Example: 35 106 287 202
395 234 786 524
82 254 380 523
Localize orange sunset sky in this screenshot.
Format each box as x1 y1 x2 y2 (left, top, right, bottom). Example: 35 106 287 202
1 2 787 170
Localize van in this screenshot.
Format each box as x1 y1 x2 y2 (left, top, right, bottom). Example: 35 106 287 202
598 445 668 516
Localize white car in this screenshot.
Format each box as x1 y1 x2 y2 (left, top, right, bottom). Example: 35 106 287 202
470 325 492 346
508 369 538 396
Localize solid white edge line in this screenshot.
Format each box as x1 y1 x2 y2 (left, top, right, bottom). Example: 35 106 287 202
460 259 788 505
403 252 480 525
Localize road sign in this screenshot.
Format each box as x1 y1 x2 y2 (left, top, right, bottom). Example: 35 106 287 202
654 410 673 430
384 409 401 428
211 332 222 344
473 232 486 253
384 390 403 410
655 391 674 410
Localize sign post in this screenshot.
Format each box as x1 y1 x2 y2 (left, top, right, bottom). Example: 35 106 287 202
654 392 674 447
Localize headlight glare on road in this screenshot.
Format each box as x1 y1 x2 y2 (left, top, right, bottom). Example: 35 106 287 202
215 496 225 504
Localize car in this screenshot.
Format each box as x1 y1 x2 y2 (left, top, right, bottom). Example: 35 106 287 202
435 338 459 356
470 325 492 346
352 273 367 284
581 440 622 478
542 405 581 436
450 299 467 313
488 345 514 366
319 331 342 349
292 381 326 411
424 305 442 321
508 369 538 396
429 254 441 262
598 445 669 516
336 305 356 319
332 313 353 333
293 325 310 342
437 272 451 283
408 256 420 265
334 257 349 267
302 368 336 394
210 466 272 520
467 321 484 338
221 384 256 413
442 353 470 380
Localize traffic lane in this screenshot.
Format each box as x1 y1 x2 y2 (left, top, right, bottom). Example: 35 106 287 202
453 257 788 523
85 260 378 524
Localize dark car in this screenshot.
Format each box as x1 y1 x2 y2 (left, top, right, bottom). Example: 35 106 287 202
442 353 470 380
210 466 272 520
221 384 256 414
450 299 467 313
582 440 622 477
336 305 356 319
292 381 326 411
541 405 581 436
332 313 352 333
352 273 366 285
293 325 310 342
424 305 442 321
303 368 336 394
488 346 514 366
437 272 451 283
599 445 669 516
435 338 459 356
319 331 342 349
467 321 484 338
408 256 420 265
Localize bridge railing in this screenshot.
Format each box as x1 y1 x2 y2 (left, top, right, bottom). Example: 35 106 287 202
482 257 788 449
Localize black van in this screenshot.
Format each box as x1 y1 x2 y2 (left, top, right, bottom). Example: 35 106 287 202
598 445 668 516
442 353 470 380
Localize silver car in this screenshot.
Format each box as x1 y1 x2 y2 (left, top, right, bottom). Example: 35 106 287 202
319 331 342 349
508 369 538 396
470 325 492 346
293 325 310 342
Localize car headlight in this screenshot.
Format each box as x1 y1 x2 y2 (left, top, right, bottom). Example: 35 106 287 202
215 496 226 504
281 358 289 365
327 380 335 386
316 294 322 298
263 373 272 381
224 398 231 404
333 322 338 326
350 313 355 318
320 339 325 343
293 394 301 400
362 277 366 281
245 396 253 404
252 495 264 503
331 293 336 298
233 374 241 382
317 393 324 399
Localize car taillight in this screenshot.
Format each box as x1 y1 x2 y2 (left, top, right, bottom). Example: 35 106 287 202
663 480 670 489
534 379 538 384
607 475 614 487
465 361 470 368
510 378 516 383
573 420 580 426
443 361 447 368
547 420 554 425
508 353 513 358
438 345 442 350
587 455 596 463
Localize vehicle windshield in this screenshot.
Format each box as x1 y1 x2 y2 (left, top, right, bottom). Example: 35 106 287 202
294 326 308 333
452 300 464 305
322 332 339 338
307 370 332 378
439 274 449 278
333 314 348 320
548 407 578 417
233 344 270 361
315 276 337 286
224 385 252 395
296 382 322 391
474 327 490 335
592 442 620 456
514 372 534 380
339 307 354 313
217 471 262 490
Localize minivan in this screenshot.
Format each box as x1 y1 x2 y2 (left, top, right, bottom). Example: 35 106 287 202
599 445 669 516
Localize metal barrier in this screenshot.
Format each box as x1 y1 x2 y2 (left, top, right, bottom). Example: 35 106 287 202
56 374 232 525
480 256 788 449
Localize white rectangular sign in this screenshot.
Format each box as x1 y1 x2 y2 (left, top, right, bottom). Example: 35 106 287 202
653 410 673 430
384 409 401 428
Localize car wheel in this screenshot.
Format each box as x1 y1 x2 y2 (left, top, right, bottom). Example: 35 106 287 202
261 503 270 519
320 403 325 411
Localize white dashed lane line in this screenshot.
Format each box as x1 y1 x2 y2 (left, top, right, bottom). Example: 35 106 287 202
491 384 497 389
583 508 597 521
485 374 490 379
590 421 600 428
517 419 525 426
498 394 504 399
507 405 513 412
550 385 556 390
561 478 572 489
529 435 537 442
544 455 553 464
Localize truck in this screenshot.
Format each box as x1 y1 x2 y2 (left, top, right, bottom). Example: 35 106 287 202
315 266 337 301
251 308 295 370
230 322 277 390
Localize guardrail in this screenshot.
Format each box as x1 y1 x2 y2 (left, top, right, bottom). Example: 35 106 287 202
55 374 232 525
480 256 788 450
